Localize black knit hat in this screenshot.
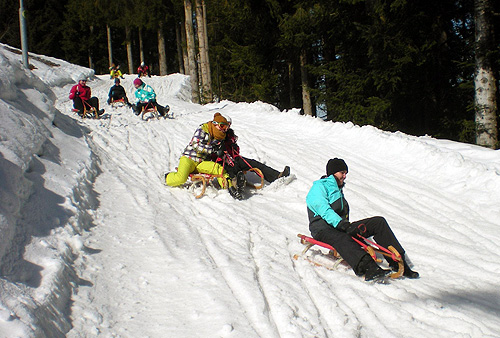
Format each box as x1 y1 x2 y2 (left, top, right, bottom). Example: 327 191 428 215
326 158 348 176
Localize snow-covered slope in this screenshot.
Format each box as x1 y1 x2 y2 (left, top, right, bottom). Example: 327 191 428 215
1 43 500 337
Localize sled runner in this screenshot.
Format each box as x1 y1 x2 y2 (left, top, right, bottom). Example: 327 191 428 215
294 233 404 279
187 167 264 199
72 100 103 119
140 103 173 120
141 102 160 120
110 98 126 108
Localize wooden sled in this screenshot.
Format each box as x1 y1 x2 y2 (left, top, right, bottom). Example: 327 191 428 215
110 98 126 108
72 100 101 119
294 233 404 279
141 103 160 120
187 167 264 199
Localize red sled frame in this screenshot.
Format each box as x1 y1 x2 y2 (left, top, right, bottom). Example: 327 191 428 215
294 233 404 279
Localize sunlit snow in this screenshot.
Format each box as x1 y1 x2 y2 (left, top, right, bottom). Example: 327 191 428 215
1 43 500 337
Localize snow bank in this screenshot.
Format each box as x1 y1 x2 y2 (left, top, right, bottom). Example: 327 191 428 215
0 43 98 337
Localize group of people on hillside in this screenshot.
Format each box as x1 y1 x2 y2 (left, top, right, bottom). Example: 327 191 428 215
164 112 419 282
69 61 169 118
69 64 419 283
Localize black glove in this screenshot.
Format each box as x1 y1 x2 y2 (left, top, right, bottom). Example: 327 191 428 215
75 91 80 96
214 141 225 158
338 220 365 237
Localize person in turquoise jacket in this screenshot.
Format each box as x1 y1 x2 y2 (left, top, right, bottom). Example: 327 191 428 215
306 158 419 281
132 78 169 117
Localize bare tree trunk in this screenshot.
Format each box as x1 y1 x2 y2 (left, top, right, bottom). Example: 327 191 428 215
107 25 113 68
139 27 144 66
88 26 94 69
288 61 296 108
184 0 200 103
180 17 189 75
175 22 185 74
158 23 167 75
474 0 498 148
126 26 134 74
300 49 312 116
195 0 212 103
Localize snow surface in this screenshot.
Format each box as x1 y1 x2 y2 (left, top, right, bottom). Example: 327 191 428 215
1 42 500 338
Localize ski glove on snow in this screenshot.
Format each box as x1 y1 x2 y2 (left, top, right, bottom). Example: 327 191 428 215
338 220 366 237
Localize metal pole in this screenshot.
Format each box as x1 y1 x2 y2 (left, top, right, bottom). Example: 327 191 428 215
19 0 29 69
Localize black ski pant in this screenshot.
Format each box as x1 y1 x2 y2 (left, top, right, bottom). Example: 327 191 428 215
225 156 280 182
134 100 167 116
73 97 100 116
313 216 406 274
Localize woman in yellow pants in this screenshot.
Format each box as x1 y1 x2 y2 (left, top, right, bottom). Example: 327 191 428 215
166 113 239 198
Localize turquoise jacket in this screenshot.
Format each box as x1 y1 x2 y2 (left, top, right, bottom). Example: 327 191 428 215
306 175 349 236
134 84 156 103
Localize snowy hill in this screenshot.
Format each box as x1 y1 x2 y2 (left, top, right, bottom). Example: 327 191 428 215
1 43 500 337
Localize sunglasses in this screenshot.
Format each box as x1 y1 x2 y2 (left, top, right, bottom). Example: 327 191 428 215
213 121 230 129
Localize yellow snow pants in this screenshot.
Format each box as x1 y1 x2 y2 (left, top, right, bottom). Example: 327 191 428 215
166 156 229 187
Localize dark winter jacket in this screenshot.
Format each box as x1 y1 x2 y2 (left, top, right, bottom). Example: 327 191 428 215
211 128 240 164
108 84 127 100
306 175 350 237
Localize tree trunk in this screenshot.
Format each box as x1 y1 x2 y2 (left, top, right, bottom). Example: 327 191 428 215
139 27 144 66
474 0 498 148
180 18 189 75
175 22 185 74
288 61 296 108
88 25 94 69
126 26 134 75
107 25 113 68
195 0 212 103
184 0 200 103
158 23 167 75
300 49 313 116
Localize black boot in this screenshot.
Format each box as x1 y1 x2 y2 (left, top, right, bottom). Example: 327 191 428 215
278 166 290 178
402 261 419 279
389 259 419 279
235 171 246 194
228 186 243 200
356 255 391 282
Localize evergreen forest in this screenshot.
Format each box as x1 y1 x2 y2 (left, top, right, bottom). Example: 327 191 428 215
1 0 499 146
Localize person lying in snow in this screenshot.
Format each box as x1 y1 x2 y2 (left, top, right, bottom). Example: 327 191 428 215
165 113 242 199
212 127 291 200
306 158 419 281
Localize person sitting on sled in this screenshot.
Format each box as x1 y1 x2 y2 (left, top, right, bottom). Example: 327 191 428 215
132 78 169 117
305 158 419 281
165 113 241 199
69 75 104 117
107 78 132 107
212 127 291 200
137 62 151 78
109 63 124 79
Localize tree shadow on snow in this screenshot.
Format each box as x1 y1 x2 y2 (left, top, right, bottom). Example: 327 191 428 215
0 150 97 287
433 288 500 317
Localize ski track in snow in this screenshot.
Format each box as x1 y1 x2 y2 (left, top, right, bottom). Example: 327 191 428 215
47 75 500 338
